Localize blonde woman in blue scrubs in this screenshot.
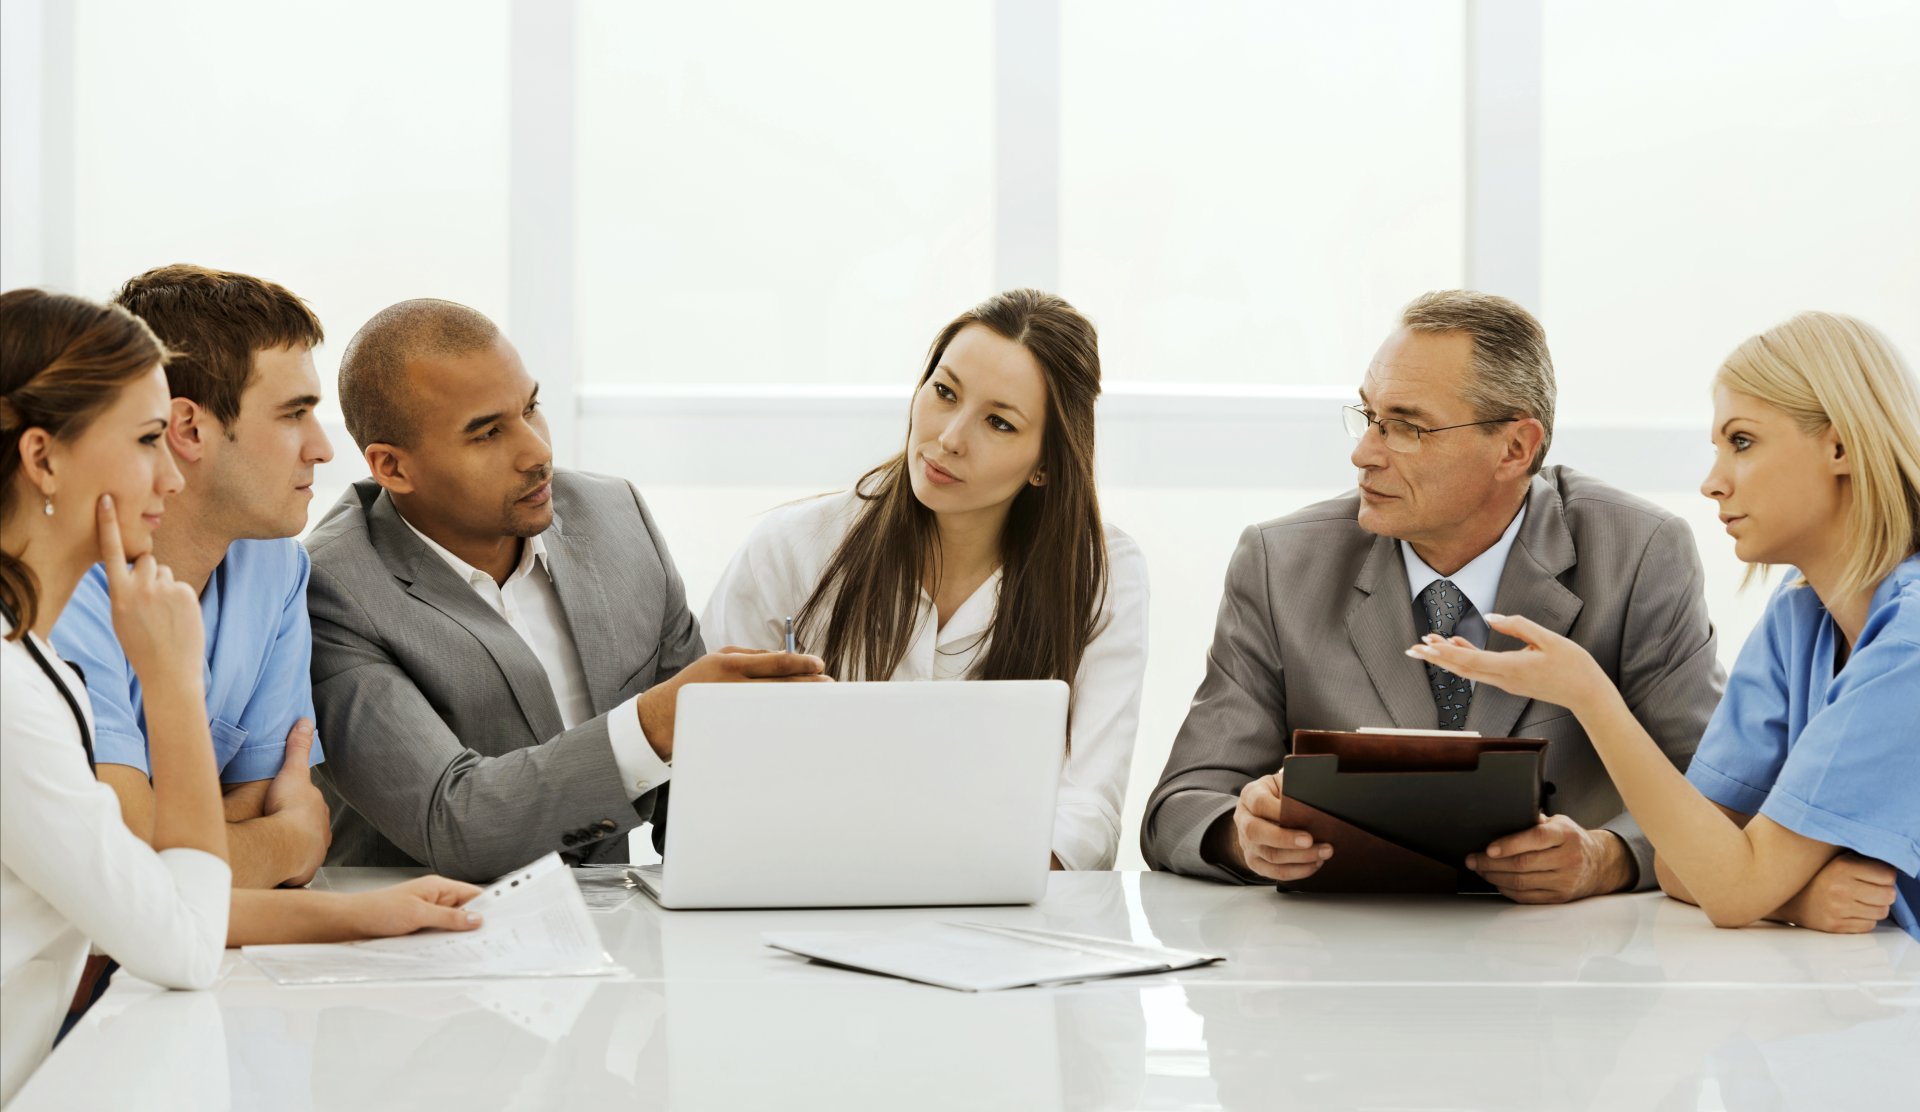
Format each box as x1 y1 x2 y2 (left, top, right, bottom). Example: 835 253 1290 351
1411 311 1919 938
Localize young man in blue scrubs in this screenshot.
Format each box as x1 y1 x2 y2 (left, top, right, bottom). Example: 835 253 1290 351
1414 311 1919 939
53 265 336 891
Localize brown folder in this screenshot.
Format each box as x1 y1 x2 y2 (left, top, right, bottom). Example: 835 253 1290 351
1275 729 1550 894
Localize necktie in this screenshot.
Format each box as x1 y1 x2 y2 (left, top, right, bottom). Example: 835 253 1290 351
1417 578 1474 730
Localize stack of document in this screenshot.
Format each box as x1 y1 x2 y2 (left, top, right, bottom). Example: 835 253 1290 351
762 922 1223 992
243 854 625 985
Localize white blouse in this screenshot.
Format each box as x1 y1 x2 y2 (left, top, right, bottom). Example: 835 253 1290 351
700 491 1150 870
0 618 230 1106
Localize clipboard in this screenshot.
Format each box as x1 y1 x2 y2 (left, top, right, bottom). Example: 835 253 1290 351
1275 729 1551 894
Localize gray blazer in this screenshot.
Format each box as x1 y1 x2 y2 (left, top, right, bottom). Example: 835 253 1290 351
1142 465 1725 888
306 471 703 881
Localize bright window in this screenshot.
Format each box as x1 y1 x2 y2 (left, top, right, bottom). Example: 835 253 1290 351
1541 0 1920 425
1060 1 1467 386
575 0 995 386
70 0 511 410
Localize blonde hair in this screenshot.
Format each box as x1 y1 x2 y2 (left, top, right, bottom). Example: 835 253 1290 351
1717 311 1920 600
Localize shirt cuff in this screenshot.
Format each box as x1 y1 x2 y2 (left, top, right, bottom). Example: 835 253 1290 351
222 745 287 785
1598 814 1656 891
1156 790 1261 885
1686 757 1772 816
606 694 672 801
1050 804 1121 872
90 729 155 776
1761 788 1920 879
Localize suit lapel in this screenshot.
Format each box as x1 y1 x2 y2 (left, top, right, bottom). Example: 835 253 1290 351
1464 474 1583 738
367 491 566 741
1346 535 1438 730
540 500 626 712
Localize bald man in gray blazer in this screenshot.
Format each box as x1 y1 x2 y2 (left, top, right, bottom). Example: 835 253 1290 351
1144 292 1725 900
308 299 824 882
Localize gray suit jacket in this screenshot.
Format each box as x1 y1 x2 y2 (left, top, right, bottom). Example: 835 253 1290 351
1142 465 1725 888
306 471 703 881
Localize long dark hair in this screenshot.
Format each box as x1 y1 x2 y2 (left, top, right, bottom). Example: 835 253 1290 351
796 289 1108 690
0 289 168 639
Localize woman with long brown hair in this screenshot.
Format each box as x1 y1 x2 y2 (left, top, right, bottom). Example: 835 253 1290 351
0 290 485 1101
702 289 1149 870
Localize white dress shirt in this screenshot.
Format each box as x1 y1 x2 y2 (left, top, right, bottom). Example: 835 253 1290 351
1401 503 1528 656
700 491 1151 870
398 516 672 799
1 619 230 1105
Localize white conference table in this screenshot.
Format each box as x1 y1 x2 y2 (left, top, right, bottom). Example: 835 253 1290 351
17 869 1916 1111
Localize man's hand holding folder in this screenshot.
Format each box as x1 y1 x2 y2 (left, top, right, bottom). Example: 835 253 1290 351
1467 813 1635 903
1208 729 1633 900
1205 772 1336 885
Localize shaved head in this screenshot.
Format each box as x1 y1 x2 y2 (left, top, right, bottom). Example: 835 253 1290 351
338 299 501 449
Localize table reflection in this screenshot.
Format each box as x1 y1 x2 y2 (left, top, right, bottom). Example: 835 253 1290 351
15 871 1911 1112
1129 870 1919 988
1131 872 1917 1110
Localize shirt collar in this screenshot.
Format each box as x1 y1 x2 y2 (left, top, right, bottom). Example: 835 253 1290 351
931 567 1004 651
398 512 550 588
1401 504 1527 616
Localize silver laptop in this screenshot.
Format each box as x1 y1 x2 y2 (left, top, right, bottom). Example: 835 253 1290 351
634 680 1068 909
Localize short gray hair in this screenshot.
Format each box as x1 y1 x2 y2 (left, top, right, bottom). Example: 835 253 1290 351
1400 290 1555 473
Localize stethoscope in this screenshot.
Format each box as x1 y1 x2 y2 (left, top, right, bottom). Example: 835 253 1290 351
1 599 95 767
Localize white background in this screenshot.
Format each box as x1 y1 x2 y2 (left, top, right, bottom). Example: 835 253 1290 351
3 0 1917 867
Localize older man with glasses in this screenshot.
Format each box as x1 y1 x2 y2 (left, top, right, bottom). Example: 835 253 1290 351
1142 290 1726 902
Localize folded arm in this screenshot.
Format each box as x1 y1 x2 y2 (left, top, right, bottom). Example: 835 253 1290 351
1655 804 1898 933
96 763 324 889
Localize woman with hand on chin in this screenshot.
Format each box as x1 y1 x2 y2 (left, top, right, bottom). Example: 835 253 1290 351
1410 311 1919 938
0 291 485 1102
701 289 1148 870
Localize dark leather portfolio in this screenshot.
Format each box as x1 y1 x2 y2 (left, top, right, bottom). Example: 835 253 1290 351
1275 729 1551 894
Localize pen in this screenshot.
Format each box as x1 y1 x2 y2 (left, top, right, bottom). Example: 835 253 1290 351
784 616 796 654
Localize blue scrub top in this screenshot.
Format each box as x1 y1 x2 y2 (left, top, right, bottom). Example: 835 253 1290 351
1687 554 1920 941
52 538 324 784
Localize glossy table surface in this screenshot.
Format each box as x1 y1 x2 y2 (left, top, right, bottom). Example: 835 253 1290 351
17 869 1916 1111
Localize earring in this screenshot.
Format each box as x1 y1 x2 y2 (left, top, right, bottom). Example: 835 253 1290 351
42 496 53 517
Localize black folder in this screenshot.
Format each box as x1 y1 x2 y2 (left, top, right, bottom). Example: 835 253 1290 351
1275 729 1551 894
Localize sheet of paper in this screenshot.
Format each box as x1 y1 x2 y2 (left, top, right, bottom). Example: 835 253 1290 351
762 922 1223 992
1356 726 1482 737
954 922 1222 970
243 854 625 985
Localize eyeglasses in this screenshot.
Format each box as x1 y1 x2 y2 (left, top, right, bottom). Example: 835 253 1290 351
1342 405 1520 453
